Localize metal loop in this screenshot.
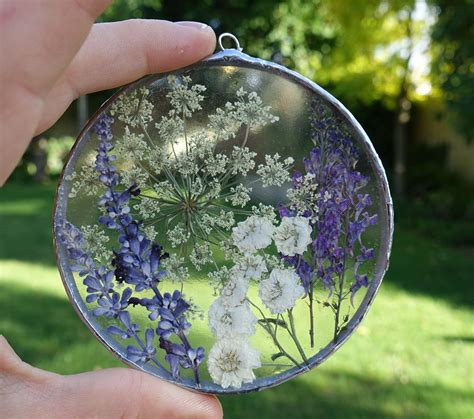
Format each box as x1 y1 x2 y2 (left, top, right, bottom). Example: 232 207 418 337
218 33 243 52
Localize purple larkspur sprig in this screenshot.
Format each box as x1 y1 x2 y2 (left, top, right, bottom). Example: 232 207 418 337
92 113 204 382
280 100 377 303
58 221 169 374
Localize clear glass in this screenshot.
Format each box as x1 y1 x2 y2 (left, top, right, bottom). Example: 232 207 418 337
53 49 393 394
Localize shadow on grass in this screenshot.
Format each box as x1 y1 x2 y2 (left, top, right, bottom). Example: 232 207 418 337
1 282 472 418
0 283 90 364
220 369 473 419
0 183 56 266
384 228 474 308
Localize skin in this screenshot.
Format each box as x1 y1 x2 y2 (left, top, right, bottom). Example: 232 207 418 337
0 1 222 417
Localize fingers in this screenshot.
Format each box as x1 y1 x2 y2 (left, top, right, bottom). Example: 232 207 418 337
0 0 111 185
0 0 111 96
0 337 222 418
52 368 223 419
36 20 215 133
67 20 216 96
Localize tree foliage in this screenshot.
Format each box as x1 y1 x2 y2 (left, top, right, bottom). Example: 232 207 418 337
430 0 474 140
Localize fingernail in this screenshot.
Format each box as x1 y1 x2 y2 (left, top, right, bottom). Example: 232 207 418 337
175 21 211 31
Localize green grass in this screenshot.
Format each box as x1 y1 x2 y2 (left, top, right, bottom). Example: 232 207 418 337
1 183 473 418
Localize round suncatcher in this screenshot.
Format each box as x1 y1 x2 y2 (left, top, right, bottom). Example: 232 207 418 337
53 34 393 394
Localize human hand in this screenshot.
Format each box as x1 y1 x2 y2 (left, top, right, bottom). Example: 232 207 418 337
0 336 222 418
0 1 221 417
0 0 216 185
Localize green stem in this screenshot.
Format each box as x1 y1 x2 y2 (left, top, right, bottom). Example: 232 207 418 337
287 308 309 364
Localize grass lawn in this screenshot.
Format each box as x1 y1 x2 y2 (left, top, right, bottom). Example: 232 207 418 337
1 183 473 418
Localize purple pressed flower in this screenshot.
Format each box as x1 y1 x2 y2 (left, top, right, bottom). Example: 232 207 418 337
126 328 157 363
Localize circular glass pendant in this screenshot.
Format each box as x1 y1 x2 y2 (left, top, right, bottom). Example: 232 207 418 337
53 34 393 394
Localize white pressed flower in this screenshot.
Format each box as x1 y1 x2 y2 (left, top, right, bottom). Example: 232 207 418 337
251 203 277 224
233 254 267 281
256 153 293 187
81 225 111 262
230 146 257 176
226 184 252 208
69 162 101 198
115 127 149 160
133 197 160 220
155 110 184 143
220 275 249 307
231 215 274 254
208 298 257 339
119 166 149 189
153 181 175 199
208 107 241 140
163 254 189 282
286 172 320 220
228 89 279 129
273 216 312 256
142 225 158 241
110 87 153 128
205 153 228 176
259 268 304 314
189 242 213 270
215 210 235 230
207 338 261 389
167 223 190 247
166 76 206 117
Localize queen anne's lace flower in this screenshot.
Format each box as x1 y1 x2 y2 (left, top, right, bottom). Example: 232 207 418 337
227 184 252 208
207 338 261 389
257 153 294 187
119 166 149 188
274 216 312 256
115 127 149 160
208 298 257 339
167 223 190 247
133 197 161 220
167 75 206 117
259 268 304 314
231 215 274 254
80 224 111 262
110 87 153 128
68 161 101 198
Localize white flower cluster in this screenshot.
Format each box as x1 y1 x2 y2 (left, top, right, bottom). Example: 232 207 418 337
207 214 312 388
286 172 321 221
257 153 294 187
259 268 305 315
226 184 252 208
119 166 149 189
110 87 154 128
167 223 190 247
80 224 111 262
115 127 149 160
162 254 189 283
273 216 312 256
133 197 160 220
68 161 101 198
166 75 206 117
207 266 260 388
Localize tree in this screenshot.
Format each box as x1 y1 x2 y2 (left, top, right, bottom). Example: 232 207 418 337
430 0 474 141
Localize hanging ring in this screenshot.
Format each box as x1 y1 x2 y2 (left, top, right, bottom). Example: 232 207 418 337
218 33 243 52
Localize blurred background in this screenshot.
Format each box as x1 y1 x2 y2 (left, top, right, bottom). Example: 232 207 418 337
1 0 473 417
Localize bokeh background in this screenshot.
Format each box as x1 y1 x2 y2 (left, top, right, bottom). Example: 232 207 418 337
1 0 473 417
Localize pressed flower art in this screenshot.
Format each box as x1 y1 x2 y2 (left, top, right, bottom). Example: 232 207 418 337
54 43 392 394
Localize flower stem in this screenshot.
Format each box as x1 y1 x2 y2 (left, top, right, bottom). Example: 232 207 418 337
246 298 301 368
308 286 315 348
287 308 309 365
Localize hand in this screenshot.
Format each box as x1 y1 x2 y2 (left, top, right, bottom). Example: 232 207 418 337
0 336 222 418
0 0 216 185
0 1 221 417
